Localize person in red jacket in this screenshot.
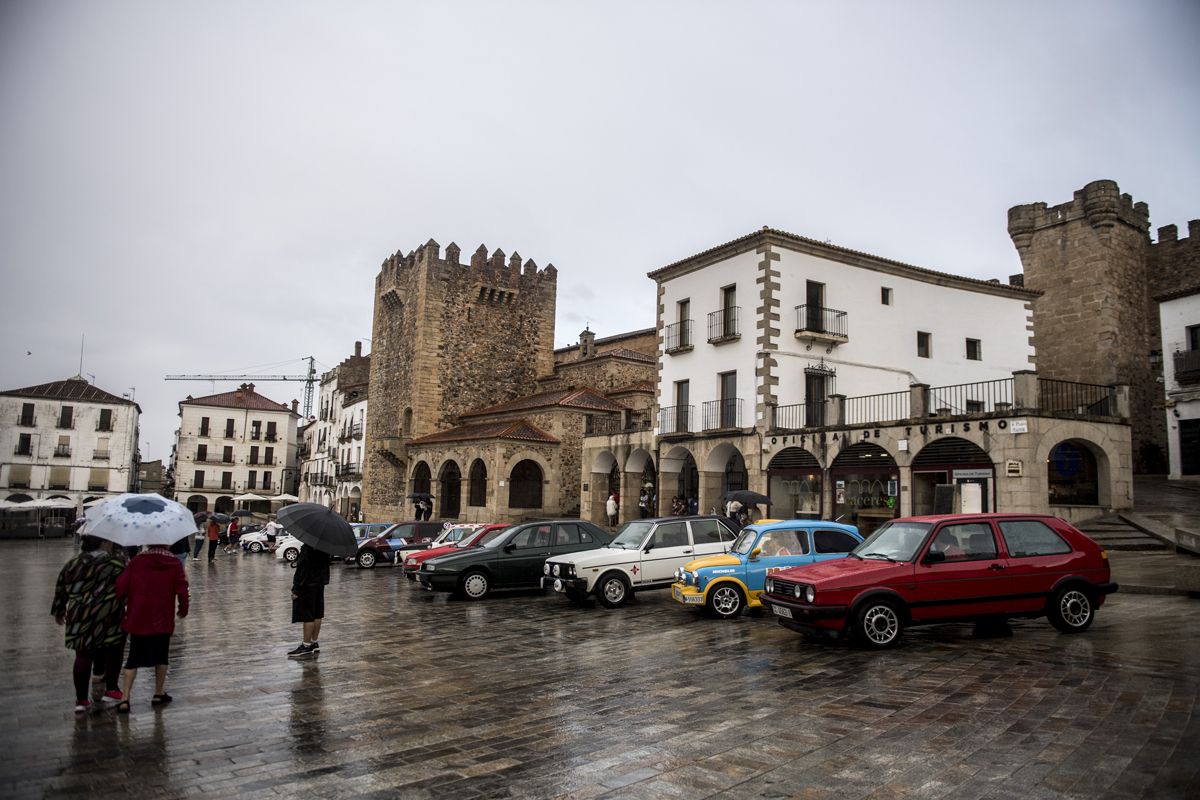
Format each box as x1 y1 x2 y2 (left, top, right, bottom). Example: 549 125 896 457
114 543 189 712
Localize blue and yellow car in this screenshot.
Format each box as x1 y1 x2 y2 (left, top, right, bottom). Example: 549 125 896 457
671 519 862 618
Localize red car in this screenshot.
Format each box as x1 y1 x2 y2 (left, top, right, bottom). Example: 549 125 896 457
401 523 509 580
760 513 1118 648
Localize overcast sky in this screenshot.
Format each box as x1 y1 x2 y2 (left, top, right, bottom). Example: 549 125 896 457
2 0 1197 463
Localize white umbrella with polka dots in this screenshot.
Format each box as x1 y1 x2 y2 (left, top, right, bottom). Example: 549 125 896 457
81 493 196 547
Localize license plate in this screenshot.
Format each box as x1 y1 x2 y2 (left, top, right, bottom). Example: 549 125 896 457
672 586 682 601
772 605 793 619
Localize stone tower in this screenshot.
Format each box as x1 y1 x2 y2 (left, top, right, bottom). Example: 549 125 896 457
362 239 558 519
1007 179 1198 472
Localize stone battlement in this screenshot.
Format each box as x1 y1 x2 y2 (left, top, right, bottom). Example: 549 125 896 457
1008 179 1150 252
376 239 558 290
1153 220 1200 246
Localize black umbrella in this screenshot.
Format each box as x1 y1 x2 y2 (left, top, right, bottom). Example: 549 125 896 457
720 490 772 507
275 503 358 558
193 511 210 523
406 492 434 500
230 509 255 517
210 513 232 524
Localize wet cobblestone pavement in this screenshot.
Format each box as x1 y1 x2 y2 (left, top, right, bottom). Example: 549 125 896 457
2 539 1198 799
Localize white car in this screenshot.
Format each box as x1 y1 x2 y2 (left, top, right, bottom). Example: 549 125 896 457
541 516 739 608
240 530 272 552
275 534 304 562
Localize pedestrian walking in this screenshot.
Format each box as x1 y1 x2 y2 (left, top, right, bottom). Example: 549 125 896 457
51 535 128 713
288 543 332 659
191 524 204 560
206 517 220 562
605 492 618 526
114 544 189 712
224 516 239 553
168 534 190 567
638 489 649 519
263 517 282 549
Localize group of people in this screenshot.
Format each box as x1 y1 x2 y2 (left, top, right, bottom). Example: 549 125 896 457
604 490 700 525
413 498 433 521
52 535 189 714
724 499 760 526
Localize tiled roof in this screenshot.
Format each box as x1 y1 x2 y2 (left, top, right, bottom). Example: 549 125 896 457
553 327 657 356
647 226 1041 298
602 348 655 363
180 384 295 414
408 419 559 446
461 387 627 418
1 377 137 407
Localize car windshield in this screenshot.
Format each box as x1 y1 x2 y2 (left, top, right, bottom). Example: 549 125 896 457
731 528 761 555
480 526 517 548
608 521 654 549
854 521 933 562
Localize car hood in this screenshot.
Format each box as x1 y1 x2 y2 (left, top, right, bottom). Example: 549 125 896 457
685 553 740 572
408 545 455 562
425 548 491 569
774 556 913 589
556 546 639 568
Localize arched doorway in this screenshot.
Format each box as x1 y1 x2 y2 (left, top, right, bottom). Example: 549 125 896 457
911 437 994 514
185 495 208 513
439 461 462 519
215 496 234 513
412 461 431 494
468 459 488 507
830 442 898 535
767 447 822 519
509 460 543 509
348 487 362 521
1048 440 1099 506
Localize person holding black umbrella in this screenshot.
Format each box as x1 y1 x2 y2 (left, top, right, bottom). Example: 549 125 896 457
276 503 358 660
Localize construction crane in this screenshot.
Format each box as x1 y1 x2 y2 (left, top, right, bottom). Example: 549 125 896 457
165 356 318 418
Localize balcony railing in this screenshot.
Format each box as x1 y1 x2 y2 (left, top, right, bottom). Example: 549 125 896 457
703 398 743 431
707 307 740 343
663 320 693 354
843 391 911 426
93 449 110 460
88 484 107 492
265 434 278 443
927 379 1014 417
13 445 33 456
57 420 75 430
584 415 652 436
336 463 362 481
199 427 210 437
96 422 114 432
794 305 849 342
250 432 262 441
1174 349 1200 384
48 482 70 490
1037 378 1117 418
53 445 71 457
773 402 826 431
17 415 36 427
658 405 694 434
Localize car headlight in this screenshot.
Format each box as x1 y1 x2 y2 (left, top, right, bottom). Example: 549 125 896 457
544 563 551 575
764 579 773 594
690 571 699 585
805 585 815 603
423 563 434 571
793 584 802 598
552 564 560 577
673 567 683 582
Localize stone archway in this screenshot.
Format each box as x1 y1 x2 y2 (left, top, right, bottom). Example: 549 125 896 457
830 442 898 534
508 459 544 509
215 495 234 513
1047 439 1102 506
910 437 995 514
767 447 822 519
439 460 462 519
185 495 208 513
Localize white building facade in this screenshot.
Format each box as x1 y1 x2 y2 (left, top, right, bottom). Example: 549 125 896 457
299 344 369 518
1158 286 1200 480
0 377 140 507
173 383 300 513
581 228 1135 530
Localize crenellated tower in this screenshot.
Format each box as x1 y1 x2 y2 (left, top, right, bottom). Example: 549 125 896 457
362 238 558 518
1007 179 1200 472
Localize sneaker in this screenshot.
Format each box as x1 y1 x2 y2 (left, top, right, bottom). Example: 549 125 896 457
74 699 92 713
101 690 123 705
309 641 319 653
287 644 315 659
191 557 199 561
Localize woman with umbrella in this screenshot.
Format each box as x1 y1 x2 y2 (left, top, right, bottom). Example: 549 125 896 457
276 503 359 659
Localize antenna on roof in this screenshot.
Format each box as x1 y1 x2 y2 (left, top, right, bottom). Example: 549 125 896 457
77 334 85 378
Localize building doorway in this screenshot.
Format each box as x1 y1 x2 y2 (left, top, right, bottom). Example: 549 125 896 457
767 447 822 519
910 437 994 514
830 442 898 535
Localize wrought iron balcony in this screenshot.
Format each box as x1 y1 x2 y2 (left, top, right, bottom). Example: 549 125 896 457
794 305 849 347
772 402 827 431
1174 349 1200 385
96 422 114 432
703 398 743 431
707 307 740 343
93 449 110 460
13 445 32 456
658 405 694 435
53 445 71 457
17 415 36 427
664 320 693 354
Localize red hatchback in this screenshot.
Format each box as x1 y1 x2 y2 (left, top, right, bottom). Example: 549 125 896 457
760 513 1118 648
401 524 509 580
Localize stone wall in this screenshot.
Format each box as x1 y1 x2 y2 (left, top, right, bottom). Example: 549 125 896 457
1008 179 1166 472
363 240 558 521
1149 221 1200 296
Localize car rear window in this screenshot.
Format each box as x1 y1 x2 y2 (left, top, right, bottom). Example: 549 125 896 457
998 520 1072 557
554 524 581 545
689 519 726 544
814 530 858 553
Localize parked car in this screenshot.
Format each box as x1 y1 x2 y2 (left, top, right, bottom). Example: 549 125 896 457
402 524 509 580
759 513 1119 648
354 521 445 569
416 520 613 599
671 519 862 618
275 533 304 562
542 515 740 608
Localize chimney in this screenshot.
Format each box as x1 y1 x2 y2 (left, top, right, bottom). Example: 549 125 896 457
291 399 299 414
1008 274 1025 287
354 341 362 357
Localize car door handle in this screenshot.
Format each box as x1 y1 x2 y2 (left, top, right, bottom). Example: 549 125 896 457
682 549 692 554
989 563 1006 571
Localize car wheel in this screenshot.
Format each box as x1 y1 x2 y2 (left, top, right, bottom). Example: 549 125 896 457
1048 586 1095 633
596 572 630 608
460 570 490 600
249 542 263 553
707 583 745 619
282 547 300 563
356 550 376 569
853 598 904 648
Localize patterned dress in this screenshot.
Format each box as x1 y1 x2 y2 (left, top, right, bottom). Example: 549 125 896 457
51 550 127 652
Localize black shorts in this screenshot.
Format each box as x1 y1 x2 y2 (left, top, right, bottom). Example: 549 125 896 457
291 585 325 623
125 633 171 668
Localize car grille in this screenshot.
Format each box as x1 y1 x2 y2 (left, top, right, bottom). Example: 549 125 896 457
766 579 794 597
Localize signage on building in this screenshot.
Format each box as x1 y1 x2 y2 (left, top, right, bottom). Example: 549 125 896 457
1008 419 1029 433
952 469 992 480
1005 459 1023 477
766 418 1025 456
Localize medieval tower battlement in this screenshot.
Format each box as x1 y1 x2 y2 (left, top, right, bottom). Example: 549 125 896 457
1008 179 1200 472
363 239 558 518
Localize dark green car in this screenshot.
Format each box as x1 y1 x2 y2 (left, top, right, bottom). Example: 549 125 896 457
415 519 614 600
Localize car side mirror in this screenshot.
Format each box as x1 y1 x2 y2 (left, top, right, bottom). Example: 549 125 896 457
503 542 516 553
643 543 653 553
924 550 946 564
749 547 762 561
